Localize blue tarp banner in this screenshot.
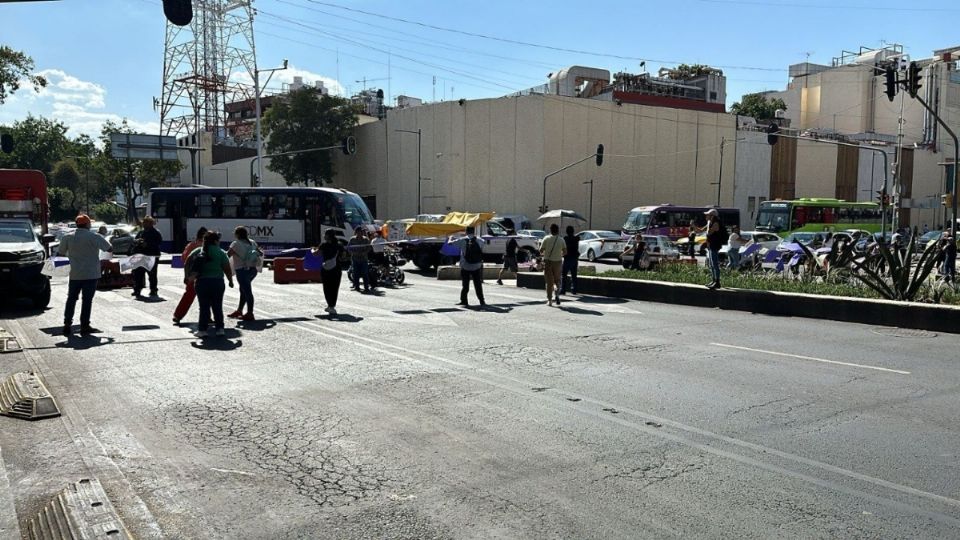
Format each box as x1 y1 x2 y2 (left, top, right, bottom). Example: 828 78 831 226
440 241 461 257
171 254 184 269
741 243 761 257
302 250 322 271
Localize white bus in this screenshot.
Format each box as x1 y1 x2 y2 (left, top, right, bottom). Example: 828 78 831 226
148 186 374 255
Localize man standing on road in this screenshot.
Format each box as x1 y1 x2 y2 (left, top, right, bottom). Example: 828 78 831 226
942 232 957 283
348 226 372 293
497 230 518 286
58 214 112 335
455 226 486 307
559 225 579 295
704 209 724 289
540 223 566 306
132 216 163 297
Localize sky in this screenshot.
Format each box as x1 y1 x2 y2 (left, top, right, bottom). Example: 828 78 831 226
1 0 958 140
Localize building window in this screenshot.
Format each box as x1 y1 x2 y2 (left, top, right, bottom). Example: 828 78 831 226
710 91 718 101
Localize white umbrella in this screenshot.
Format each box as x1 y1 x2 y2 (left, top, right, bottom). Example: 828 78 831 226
536 209 587 222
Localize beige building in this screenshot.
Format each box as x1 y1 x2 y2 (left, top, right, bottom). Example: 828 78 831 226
330 93 736 229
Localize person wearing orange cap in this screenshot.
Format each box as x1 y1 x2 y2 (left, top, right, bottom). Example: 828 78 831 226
57 214 113 335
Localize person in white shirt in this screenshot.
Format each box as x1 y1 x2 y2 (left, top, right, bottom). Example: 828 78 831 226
727 225 748 269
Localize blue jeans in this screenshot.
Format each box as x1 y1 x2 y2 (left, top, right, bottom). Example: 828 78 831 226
351 260 370 290
728 249 741 269
195 277 225 330
235 267 256 313
560 258 578 294
707 248 722 284
64 279 98 326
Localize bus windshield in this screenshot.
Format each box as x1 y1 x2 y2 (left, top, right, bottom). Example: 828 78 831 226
339 193 374 229
756 205 790 232
623 211 650 230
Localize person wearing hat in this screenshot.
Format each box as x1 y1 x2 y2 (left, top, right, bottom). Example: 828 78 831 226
132 216 163 297
57 214 113 335
704 208 724 289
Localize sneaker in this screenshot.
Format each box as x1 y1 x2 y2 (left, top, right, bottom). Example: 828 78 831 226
131 290 141 297
227 310 242 319
497 279 503 285
241 313 255 321
172 317 180 325
215 328 225 337
456 301 468 306
62 325 72 336
548 300 553 307
80 325 98 335
150 290 159 297
328 307 337 316
195 330 208 338
555 297 561 306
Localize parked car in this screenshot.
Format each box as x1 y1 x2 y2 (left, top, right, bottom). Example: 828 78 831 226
777 232 822 251
916 230 943 252
854 232 893 255
577 230 626 261
517 229 546 242
108 225 137 255
0 218 52 308
719 231 781 258
620 235 680 268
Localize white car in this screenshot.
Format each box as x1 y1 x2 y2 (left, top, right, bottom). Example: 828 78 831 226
620 235 680 268
720 231 782 257
577 230 626 261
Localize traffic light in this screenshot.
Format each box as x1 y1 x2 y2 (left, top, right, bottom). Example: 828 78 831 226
0 133 12 154
907 61 922 98
766 123 779 146
595 144 604 166
162 0 192 26
943 194 954 207
884 66 897 102
341 136 357 155
877 189 889 206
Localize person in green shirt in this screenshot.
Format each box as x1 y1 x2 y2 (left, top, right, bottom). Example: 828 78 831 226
187 231 234 337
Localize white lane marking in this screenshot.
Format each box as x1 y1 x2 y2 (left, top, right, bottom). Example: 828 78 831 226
416 281 643 314
712 343 910 375
253 308 960 521
210 468 256 477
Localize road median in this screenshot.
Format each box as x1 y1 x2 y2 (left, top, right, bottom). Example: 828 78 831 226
517 271 960 334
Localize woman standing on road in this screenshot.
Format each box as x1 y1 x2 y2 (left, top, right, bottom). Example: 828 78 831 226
190 231 234 338
173 227 207 325
316 229 345 315
227 226 261 321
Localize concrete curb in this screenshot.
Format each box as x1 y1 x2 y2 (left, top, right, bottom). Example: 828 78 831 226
517 272 960 334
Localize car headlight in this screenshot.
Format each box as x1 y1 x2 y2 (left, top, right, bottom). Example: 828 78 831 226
17 250 45 264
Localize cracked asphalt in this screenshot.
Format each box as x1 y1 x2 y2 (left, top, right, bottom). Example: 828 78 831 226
2 262 960 539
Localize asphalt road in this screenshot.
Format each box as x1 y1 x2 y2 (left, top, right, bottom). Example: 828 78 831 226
1 261 959 539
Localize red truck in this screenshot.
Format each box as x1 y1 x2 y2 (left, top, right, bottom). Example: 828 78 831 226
0 169 53 308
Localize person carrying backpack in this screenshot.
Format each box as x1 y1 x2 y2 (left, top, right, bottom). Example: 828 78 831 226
186 231 234 338
454 226 486 307
227 226 262 321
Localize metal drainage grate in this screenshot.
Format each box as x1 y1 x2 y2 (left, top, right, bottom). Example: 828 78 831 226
0 326 20 353
27 478 132 540
0 372 61 420
871 327 939 339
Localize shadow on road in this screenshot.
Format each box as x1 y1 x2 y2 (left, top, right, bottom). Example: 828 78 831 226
236 319 278 331
0 300 48 319
557 305 603 316
315 313 364 323
190 338 242 351
570 295 628 304
55 335 117 349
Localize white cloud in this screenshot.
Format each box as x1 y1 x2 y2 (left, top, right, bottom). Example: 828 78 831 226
0 68 155 141
231 64 346 97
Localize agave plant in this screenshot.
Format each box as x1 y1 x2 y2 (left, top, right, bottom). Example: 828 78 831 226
845 233 941 301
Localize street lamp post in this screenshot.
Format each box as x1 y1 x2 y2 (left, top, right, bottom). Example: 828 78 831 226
210 167 229 187
395 129 422 215
253 59 288 187
583 179 594 229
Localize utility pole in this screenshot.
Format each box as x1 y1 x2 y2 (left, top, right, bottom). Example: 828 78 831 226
712 138 725 207
253 60 288 187
583 179 594 229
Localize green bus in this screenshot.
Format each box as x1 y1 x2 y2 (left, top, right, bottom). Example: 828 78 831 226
754 198 885 235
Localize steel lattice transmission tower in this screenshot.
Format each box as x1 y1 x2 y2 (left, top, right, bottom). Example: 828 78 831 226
160 0 258 141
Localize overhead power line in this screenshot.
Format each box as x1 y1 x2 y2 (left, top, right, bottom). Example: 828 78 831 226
697 0 960 12
301 0 788 72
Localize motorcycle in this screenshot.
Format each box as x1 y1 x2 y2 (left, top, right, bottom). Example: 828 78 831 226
349 246 406 287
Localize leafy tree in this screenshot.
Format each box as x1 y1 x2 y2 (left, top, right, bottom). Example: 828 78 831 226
91 202 125 225
0 116 72 173
262 88 358 186
0 46 47 105
95 119 182 222
662 63 722 79
47 187 76 222
50 160 82 213
730 93 787 120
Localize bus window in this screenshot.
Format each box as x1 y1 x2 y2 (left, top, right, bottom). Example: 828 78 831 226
339 193 373 229
653 211 669 228
242 194 267 218
197 194 220 218
314 193 343 228
152 192 169 218
221 194 241 218
272 194 299 219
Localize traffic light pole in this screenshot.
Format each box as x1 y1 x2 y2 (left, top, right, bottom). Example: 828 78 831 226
770 132 891 241
541 151 599 213
910 95 959 235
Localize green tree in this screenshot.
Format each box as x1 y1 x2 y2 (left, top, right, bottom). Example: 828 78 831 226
91 202 125 225
0 46 47 105
662 63 722 79
0 116 71 173
50 160 82 213
94 119 183 223
262 88 358 186
730 93 787 120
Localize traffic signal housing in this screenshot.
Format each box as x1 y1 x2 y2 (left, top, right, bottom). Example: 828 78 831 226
163 0 192 26
341 136 357 155
884 66 897 102
766 123 780 146
595 144 604 166
907 62 922 98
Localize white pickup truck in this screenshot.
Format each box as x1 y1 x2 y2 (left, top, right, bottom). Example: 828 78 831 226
395 213 540 270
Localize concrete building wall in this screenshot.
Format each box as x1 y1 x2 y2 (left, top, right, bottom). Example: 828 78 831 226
732 131 771 225
795 139 839 197
331 94 737 230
